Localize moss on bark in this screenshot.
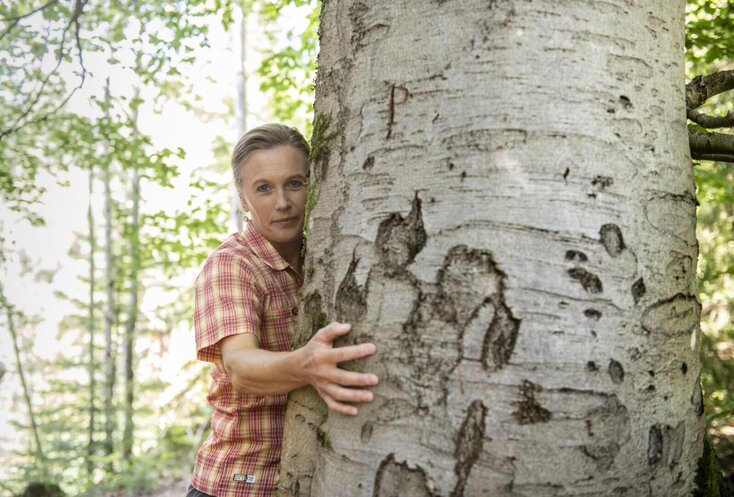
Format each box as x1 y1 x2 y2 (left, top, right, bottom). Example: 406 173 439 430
693 431 731 497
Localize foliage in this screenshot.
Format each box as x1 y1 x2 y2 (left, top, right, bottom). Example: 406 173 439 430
687 0 734 490
255 0 318 135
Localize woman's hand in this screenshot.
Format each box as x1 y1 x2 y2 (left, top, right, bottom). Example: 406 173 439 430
300 322 379 416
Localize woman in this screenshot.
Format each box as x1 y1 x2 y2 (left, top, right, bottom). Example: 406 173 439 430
187 124 379 497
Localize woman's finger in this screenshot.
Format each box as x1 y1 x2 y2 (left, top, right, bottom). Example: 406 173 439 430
327 342 376 364
313 321 352 344
319 390 359 416
329 369 379 387
324 383 374 404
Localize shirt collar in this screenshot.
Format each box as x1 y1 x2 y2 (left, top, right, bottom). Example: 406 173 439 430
238 220 290 271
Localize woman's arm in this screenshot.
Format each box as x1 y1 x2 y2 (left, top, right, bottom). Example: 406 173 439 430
220 322 379 416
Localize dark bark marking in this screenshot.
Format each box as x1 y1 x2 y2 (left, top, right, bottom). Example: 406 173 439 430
373 454 439 497
386 83 410 139
691 374 704 416
681 362 688 375
647 423 685 469
628 347 642 361
562 167 570 181
376 193 426 271
648 424 663 465
362 156 375 170
600 224 625 257
619 95 633 109
361 421 373 443
482 301 520 370
591 175 614 189
581 395 628 472
568 267 603 293
450 400 488 497
587 361 598 372
511 380 551 425
349 2 390 51
441 128 527 152
300 291 327 345
581 443 620 472
632 277 646 304
584 308 602 320
608 359 625 384
335 253 367 323
565 250 588 262
641 293 699 337
437 246 520 370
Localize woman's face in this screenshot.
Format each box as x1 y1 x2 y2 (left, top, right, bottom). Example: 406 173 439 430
239 145 309 254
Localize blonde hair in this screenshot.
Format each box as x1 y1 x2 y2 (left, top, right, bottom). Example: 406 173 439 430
231 123 310 194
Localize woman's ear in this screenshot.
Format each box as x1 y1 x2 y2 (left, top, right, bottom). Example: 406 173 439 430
239 193 251 218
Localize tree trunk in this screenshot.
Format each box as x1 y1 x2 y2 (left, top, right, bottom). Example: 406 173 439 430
122 89 141 463
103 78 117 464
280 1 704 496
87 165 97 478
1 286 45 465
232 4 248 233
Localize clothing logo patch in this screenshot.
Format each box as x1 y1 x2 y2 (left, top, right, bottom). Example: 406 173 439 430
233 474 256 483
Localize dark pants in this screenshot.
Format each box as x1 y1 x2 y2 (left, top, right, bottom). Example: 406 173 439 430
187 483 215 497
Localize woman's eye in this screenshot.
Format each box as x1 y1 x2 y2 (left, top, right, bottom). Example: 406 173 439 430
288 180 303 189
256 184 270 193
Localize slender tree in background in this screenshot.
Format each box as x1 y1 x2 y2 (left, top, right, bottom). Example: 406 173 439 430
232 3 248 233
1 286 45 466
86 162 97 479
102 79 117 465
121 88 142 464
281 1 705 496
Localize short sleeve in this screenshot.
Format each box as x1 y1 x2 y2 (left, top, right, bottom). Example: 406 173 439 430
193 252 264 363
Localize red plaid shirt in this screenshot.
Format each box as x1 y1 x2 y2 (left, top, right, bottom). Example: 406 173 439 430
192 221 303 497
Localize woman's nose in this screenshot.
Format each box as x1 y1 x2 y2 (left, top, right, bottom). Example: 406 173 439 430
275 189 291 209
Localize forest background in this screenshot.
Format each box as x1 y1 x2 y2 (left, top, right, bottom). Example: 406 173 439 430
0 1 731 496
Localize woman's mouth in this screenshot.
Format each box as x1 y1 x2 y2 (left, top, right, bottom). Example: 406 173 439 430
273 216 298 225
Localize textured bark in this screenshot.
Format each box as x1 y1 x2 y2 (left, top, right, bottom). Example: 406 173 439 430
280 1 704 496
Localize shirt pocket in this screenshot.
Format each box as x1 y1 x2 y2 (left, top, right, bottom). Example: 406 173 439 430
260 304 298 352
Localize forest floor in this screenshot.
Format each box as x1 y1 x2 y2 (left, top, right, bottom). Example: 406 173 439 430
102 479 189 497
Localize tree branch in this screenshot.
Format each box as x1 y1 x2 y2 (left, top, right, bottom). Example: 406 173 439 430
689 129 734 161
0 0 87 142
686 70 734 109
687 108 734 129
0 0 59 41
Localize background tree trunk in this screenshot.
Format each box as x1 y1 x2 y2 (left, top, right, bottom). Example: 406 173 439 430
1 287 45 466
280 1 704 496
122 89 141 463
232 4 248 233
86 165 97 478
103 78 117 464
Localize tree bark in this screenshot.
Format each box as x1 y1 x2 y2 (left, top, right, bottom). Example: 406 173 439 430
280 1 704 496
